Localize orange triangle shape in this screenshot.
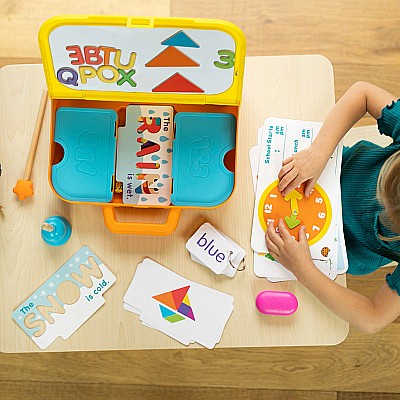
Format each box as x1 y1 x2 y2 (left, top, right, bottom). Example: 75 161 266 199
152 73 204 93
145 47 200 67
152 291 177 310
171 286 190 308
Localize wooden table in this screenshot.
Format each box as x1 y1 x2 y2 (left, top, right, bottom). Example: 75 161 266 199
0 56 349 353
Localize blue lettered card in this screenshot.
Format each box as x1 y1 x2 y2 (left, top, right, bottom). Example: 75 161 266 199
12 246 116 350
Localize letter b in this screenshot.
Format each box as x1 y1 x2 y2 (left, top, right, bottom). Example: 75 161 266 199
196 233 208 247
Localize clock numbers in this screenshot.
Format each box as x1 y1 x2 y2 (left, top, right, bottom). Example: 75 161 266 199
264 204 273 214
258 180 331 246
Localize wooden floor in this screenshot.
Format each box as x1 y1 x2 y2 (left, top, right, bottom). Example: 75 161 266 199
2 0 400 399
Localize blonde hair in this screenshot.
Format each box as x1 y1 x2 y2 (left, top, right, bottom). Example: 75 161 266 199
377 150 400 241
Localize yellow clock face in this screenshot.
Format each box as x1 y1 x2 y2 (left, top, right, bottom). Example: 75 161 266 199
258 179 332 245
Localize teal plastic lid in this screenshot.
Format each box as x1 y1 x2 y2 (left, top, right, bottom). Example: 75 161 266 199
171 112 235 207
52 107 117 202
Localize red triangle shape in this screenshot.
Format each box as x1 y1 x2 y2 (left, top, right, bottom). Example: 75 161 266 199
171 286 190 308
145 47 200 67
152 73 204 93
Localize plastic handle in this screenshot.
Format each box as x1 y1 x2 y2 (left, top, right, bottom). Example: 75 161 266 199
102 205 181 236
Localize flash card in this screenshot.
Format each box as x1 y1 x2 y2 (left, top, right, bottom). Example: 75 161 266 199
116 105 173 205
186 222 245 277
12 246 116 350
124 258 234 349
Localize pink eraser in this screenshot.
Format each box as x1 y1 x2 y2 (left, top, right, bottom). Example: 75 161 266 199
256 290 298 316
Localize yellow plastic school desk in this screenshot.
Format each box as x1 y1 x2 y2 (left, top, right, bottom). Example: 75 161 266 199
0 56 349 353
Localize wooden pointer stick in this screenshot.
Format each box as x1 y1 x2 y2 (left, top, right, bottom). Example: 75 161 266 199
13 89 48 200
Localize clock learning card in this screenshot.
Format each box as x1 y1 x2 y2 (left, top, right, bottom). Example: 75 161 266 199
251 118 342 260
249 118 348 282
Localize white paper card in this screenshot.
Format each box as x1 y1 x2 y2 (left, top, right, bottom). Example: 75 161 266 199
186 223 245 277
251 118 342 261
12 246 116 349
123 258 234 348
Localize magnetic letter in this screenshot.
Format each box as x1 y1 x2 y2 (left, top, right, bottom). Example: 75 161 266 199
57 67 79 86
66 45 84 65
79 66 97 84
114 49 137 70
97 65 119 83
84 46 103 65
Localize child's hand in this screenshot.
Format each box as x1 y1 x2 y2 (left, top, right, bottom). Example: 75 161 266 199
278 146 327 197
265 219 314 280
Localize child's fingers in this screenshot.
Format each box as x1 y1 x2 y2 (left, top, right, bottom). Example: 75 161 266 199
304 178 317 198
278 169 298 193
278 161 294 180
266 221 284 247
281 155 294 166
277 218 292 241
298 225 308 244
280 175 304 197
268 249 279 261
265 233 280 255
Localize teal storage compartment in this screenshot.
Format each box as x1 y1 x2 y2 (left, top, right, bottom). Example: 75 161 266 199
52 107 117 203
171 112 236 207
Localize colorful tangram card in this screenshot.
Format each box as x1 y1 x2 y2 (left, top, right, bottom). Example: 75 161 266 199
123 258 234 349
250 118 348 282
12 246 116 349
116 105 173 205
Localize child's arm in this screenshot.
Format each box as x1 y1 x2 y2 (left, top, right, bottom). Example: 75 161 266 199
266 219 400 334
278 82 397 197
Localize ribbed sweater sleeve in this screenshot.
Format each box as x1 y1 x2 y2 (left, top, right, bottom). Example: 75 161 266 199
386 266 400 295
377 99 400 143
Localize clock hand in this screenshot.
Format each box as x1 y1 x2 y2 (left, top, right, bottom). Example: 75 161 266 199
284 189 303 216
284 213 301 229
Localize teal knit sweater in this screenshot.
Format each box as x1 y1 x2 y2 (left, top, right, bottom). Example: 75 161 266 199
341 99 400 294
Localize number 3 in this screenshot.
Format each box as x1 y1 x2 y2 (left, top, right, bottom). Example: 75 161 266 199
214 50 235 69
